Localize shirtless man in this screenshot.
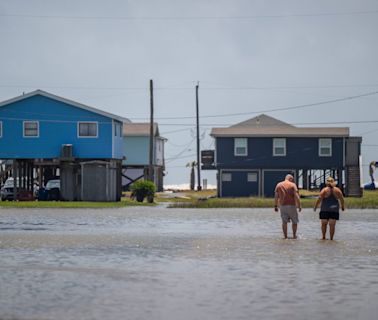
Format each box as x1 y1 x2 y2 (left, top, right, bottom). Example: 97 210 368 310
274 174 302 239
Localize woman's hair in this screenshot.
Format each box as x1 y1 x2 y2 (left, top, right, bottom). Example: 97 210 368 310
326 177 336 187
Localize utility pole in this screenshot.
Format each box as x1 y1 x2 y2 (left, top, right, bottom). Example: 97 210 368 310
149 79 154 182
196 82 202 191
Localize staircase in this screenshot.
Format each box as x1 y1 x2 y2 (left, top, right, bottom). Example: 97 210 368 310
346 166 362 197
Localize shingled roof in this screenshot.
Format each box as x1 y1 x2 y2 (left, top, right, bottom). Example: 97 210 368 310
211 114 349 137
123 122 160 137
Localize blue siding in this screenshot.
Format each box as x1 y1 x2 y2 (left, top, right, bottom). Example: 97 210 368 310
221 170 259 197
113 120 124 159
216 137 344 169
263 170 294 197
0 95 121 159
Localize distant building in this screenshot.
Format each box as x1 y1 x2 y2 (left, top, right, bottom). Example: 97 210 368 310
123 123 166 191
204 114 362 197
0 90 129 201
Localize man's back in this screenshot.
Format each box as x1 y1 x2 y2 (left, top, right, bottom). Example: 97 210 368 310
275 180 298 206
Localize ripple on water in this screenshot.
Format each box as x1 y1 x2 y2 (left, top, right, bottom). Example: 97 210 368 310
0 208 377 320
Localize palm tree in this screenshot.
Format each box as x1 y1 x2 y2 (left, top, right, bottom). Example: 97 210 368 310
186 161 197 190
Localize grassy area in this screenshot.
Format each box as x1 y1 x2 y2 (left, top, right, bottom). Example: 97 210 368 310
0 197 153 208
168 190 378 209
1 190 376 209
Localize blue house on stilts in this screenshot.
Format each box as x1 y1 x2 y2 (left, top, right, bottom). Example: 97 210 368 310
0 90 129 201
203 114 362 197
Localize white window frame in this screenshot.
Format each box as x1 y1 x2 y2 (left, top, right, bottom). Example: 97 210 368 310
319 138 332 157
23 121 39 138
0 121 2 138
77 122 98 138
234 138 248 156
273 138 286 156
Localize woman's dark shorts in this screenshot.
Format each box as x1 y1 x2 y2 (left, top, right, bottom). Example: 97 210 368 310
319 211 339 220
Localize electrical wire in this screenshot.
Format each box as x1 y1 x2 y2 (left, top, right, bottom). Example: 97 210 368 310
138 90 378 120
1 10 378 21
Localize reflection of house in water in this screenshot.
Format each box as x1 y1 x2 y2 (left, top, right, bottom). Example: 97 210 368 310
0 90 128 201
122 123 166 191
204 114 362 197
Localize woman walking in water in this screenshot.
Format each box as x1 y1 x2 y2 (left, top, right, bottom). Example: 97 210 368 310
314 177 345 240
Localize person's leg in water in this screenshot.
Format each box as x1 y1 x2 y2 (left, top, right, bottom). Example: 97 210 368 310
282 223 288 239
292 223 297 239
329 219 337 240
321 219 328 240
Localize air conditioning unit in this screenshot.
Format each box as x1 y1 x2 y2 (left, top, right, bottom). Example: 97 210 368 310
61 144 73 158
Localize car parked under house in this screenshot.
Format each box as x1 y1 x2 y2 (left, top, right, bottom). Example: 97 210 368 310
0 90 128 201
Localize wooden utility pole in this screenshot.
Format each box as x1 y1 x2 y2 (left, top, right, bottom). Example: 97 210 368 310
196 83 202 191
149 79 154 182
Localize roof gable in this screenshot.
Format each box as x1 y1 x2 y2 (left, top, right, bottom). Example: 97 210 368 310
0 90 130 123
211 114 349 137
231 114 294 128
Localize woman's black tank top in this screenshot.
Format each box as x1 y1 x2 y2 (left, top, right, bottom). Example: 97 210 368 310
320 187 339 212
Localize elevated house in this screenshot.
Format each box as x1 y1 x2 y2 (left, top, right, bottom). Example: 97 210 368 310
0 90 129 201
122 123 166 191
204 114 362 197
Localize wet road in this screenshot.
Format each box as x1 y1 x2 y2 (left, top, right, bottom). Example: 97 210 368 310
0 207 377 320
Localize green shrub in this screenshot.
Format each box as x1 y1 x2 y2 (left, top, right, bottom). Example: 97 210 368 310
130 180 156 202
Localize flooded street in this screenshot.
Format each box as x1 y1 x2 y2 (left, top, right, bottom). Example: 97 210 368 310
0 207 377 320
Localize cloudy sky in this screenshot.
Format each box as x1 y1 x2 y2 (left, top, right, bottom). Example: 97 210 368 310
1 0 377 187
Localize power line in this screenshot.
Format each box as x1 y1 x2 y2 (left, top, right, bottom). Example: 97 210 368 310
158 120 378 127
161 127 194 135
165 153 197 162
1 10 378 21
141 90 378 120
1 114 378 128
1 83 377 91
3 89 376 123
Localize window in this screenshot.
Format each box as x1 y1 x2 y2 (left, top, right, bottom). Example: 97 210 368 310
319 138 332 157
23 121 39 137
273 138 286 156
247 172 257 182
0 121 2 138
78 122 98 137
234 138 247 156
222 173 232 182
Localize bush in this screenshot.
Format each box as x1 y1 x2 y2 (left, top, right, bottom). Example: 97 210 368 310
130 180 156 203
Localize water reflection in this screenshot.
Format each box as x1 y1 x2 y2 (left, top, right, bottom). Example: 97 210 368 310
0 208 377 320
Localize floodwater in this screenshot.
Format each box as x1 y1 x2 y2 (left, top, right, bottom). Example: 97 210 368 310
0 207 377 320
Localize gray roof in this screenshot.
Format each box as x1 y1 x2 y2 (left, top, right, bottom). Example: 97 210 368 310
0 90 130 123
211 114 349 137
231 114 294 128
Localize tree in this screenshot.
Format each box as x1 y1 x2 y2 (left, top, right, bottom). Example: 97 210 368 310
186 161 197 190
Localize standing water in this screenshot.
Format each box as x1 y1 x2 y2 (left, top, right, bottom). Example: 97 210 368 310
0 207 377 320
